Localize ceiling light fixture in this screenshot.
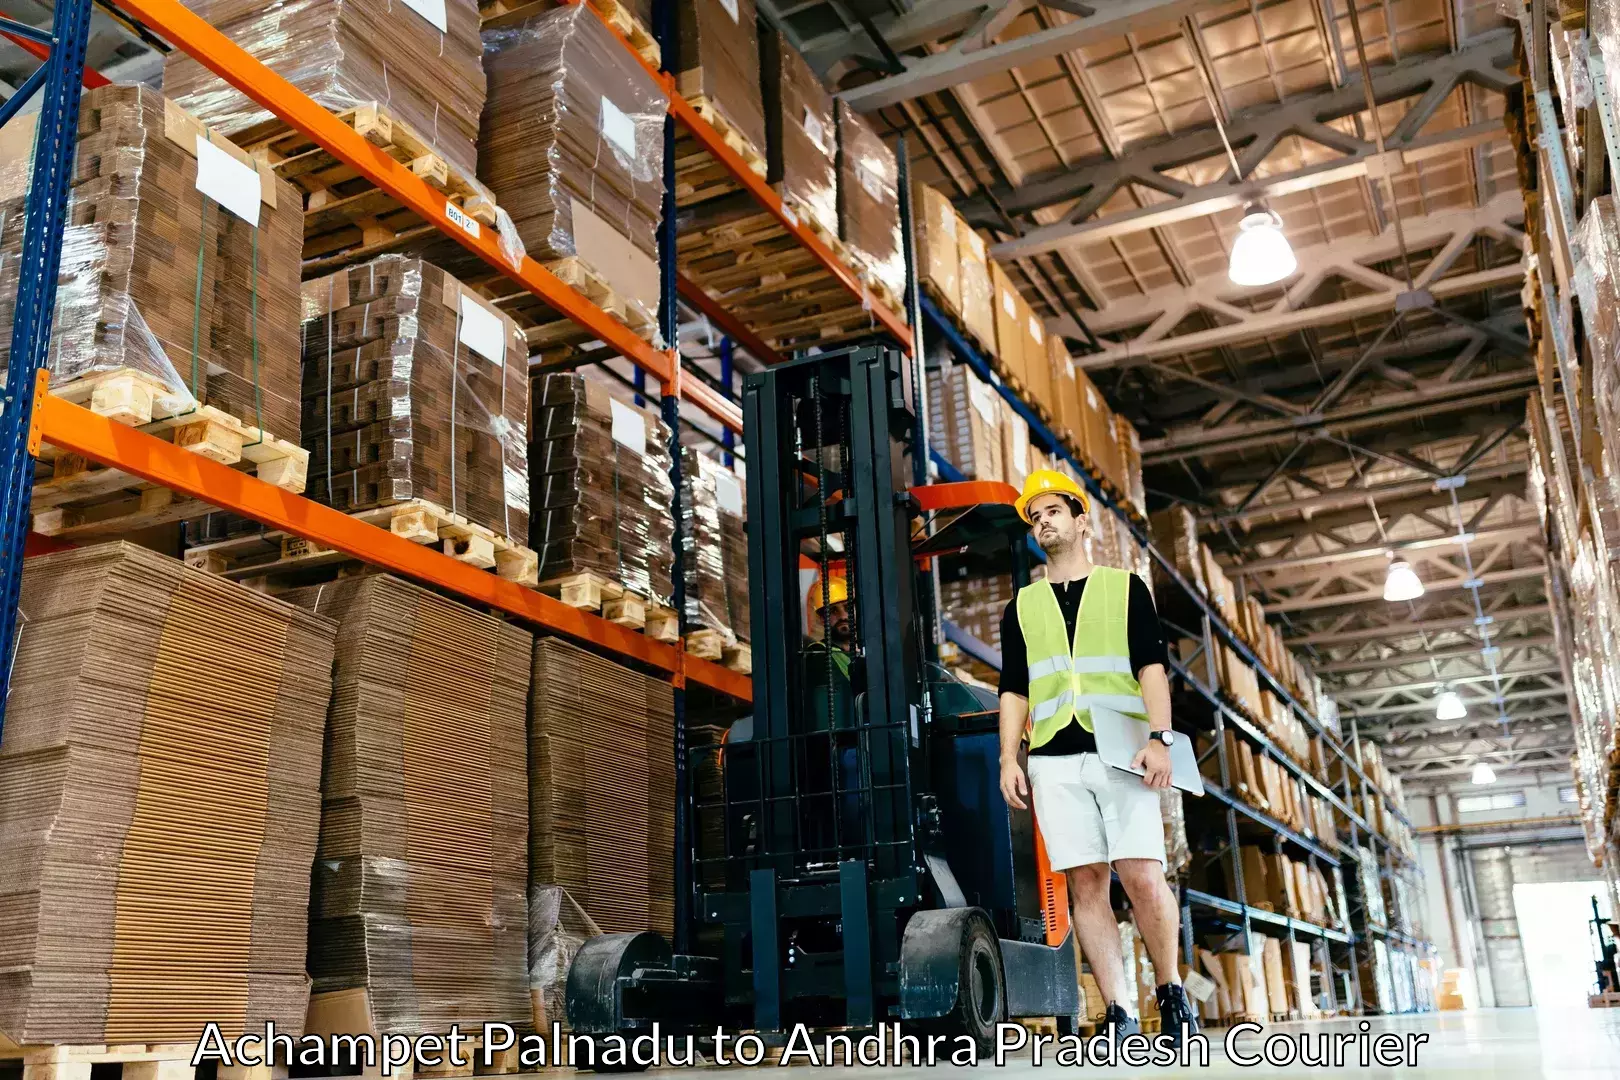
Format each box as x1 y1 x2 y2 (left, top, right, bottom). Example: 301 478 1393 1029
1228 203 1298 287
1471 761 1497 785
1435 689 1468 721
1383 559 1425 602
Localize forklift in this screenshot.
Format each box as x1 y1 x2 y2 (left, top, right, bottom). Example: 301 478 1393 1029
566 344 1081 1050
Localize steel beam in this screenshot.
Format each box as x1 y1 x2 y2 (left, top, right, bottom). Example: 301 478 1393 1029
1263 565 1545 614
1365 706 1570 739
1209 460 1529 528
1337 686 1567 717
1289 605 1549 646
1232 522 1542 575
1313 634 1556 674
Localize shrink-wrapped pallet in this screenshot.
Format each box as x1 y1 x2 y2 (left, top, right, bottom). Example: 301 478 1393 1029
682 447 751 644
958 222 997 351
0 543 336 1044
0 85 303 442
529 371 676 605
284 575 532 1035
763 29 837 237
914 184 961 313
680 0 767 157
1001 399 1031 492
300 255 531 544
1048 335 1083 444
927 360 1003 482
835 100 904 300
990 260 1025 384
481 4 665 329
165 0 486 178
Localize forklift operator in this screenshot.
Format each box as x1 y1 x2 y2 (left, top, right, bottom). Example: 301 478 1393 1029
996 469 1199 1047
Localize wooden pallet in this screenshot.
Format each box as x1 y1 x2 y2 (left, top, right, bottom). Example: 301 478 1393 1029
540 571 681 642
183 498 539 587
304 990 523 1080
478 0 661 67
1591 991 1620 1008
468 255 661 367
29 368 308 541
684 95 767 179
685 628 753 673
236 104 500 275
0 1039 281 1080
921 279 997 359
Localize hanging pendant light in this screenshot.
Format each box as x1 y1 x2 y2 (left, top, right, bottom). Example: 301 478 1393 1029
1435 689 1468 721
1228 203 1298 286
1470 761 1497 785
1383 560 1425 602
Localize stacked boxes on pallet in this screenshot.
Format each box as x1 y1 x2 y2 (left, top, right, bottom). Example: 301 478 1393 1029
165 0 486 177
835 101 905 302
300 255 531 544
0 543 336 1043
529 372 676 606
284 576 532 1035
681 448 751 647
928 359 1004 482
679 0 767 159
528 639 675 1025
762 27 837 237
0 85 303 443
481 4 665 335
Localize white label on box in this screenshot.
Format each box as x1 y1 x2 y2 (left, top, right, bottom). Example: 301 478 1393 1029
802 107 828 155
1014 431 1028 472
719 0 739 20
458 292 506 366
715 470 743 516
400 0 448 33
601 96 637 159
194 135 261 226
1001 290 1016 317
610 398 647 456
1028 315 1044 344
968 377 997 426
445 201 481 237
857 159 885 201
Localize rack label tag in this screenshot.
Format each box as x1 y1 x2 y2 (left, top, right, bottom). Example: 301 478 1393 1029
445 202 480 237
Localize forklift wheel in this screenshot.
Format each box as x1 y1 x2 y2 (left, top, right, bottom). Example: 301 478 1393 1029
900 909 1006 1050
951 917 1007 1048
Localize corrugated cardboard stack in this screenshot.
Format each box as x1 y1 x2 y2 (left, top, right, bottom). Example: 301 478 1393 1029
762 29 837 237
914 185 960 316
529 372 675 605
1000 399 1031 492
679 0 766 157
0 85 303 442
300 255 531 544
165 0 486 177
681 448 751 645
481 5 665 330
927 359 1004 483
938 570 1015 683
283 575 531 1034
0 543 336 1044
528 640 675 1021
835 101 904 301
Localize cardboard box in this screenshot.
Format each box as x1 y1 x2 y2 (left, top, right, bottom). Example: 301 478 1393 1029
1240 845 1271 908
913 184 960 315
1290 941 1321 1017
678 0 766 155
990 260 1026 385
958 225 997 351
836 101 904 299
1262 938 1288 1017
1001 399 1031 491
1022 306 1053 407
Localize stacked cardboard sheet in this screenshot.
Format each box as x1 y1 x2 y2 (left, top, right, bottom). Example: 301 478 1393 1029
835 101 904 300
0 542 335 1044
679 0 766 156
0 85 303 441
762 28 837 238
927 359 1003 483
165 0 486 177
529 371 675 605
284 575 531 1034
300 255 531 543
528 639 674 1020
681 447 750 644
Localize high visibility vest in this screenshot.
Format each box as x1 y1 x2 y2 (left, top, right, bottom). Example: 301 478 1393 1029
1016 565 1148 749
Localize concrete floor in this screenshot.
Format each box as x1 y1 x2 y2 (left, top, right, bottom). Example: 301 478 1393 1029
634 1008 1620 1077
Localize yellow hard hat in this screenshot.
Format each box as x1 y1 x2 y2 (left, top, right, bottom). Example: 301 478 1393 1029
1015 468 1090 523
809 573 849 612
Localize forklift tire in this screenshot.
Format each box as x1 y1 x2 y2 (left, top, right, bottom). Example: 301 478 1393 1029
900 909 1006 1051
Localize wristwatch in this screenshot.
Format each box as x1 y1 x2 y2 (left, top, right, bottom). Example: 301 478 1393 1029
1149 730 1175 747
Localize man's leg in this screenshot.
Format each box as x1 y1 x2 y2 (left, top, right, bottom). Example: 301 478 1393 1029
1065 862 1132 1009
1115 857 1181 984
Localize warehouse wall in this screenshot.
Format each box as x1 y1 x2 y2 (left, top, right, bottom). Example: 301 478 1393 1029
1410 778 1592 1008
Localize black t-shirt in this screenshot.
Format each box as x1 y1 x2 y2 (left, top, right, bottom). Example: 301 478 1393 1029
998 572 1169 756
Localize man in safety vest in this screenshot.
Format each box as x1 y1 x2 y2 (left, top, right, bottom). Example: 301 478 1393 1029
997 469 1198 1047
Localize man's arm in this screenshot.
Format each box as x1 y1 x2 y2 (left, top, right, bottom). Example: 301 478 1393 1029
999 692 1030 809
1133 662 1173 788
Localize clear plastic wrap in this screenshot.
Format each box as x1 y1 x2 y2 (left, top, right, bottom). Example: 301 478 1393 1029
679 0 767 156
1000 398 1031 491
528 885 601 1031
287 575 533 1035
957 221 997 351
835 100 905 300
927 359 1004 482
164 0 486 178
481 5 665 331
914 183 960 312
0 85 304 442
681 447 750 643
1161 789 1190 874
300 255 531 544
529 371 676 605
762 28 836 236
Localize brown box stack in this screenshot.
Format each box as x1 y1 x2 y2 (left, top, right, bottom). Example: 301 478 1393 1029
1001 399 1031 492
300 255 531 544
528 639 675 1020
682 447 751 644
927 360 1004 482
0 85 303 442
0 543 336 1044
530 372 676 605
990 261 1025 388
914 184 960 313
835 101 904 300
958 223 997 351
680 0 767 156
762 29 837 238
481 4 665 329
283 576 531 1034
165 0 486 177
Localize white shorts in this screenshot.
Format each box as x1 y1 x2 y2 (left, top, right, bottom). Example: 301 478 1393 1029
1027 752 1166 870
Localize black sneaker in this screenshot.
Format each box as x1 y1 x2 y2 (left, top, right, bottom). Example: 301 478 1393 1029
1155 982 1199 1049
1102 1002 1140 1047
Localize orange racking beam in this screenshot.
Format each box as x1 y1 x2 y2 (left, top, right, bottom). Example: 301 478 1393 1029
2 28 111 86
29 387 753 702
108 0 746 435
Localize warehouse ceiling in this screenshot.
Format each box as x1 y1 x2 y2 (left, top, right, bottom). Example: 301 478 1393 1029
763 0 1561 790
